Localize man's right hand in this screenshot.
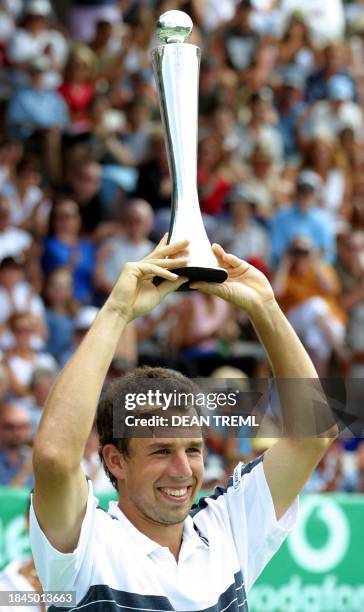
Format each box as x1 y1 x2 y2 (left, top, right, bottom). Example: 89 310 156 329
190 243 275 317
106 234 189 322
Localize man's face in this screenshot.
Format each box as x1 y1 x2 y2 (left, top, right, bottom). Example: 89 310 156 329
119 437 204 526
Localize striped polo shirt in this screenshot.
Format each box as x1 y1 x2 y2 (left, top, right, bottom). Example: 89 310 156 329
29 455 298 612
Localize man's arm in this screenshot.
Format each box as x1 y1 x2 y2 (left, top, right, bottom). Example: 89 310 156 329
32 237 189 553
191 244 338 521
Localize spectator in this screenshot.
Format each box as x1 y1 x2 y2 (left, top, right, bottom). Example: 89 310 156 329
58 45 97 134
4 313 57 398
0 155 50 232
280 0 345 46
7 55 69 140
6 0 68 89
0 256 46 350
305 43 356 104
212 185 270 266
335 231 364 377
42 196 96 303
0 196 33 262
43 268 78 363
94 198 154 298
275 66 307 161
272 236 347 375
275 13 316 74
0 402 33 486
65 158 104 235
26 368 56 436
271 170 335 265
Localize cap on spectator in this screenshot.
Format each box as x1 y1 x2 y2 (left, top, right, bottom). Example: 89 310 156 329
296 170 323 194
226 185 261 207
327 75 355 101
281 66 305 90
74 306 99 331
24 0 52 16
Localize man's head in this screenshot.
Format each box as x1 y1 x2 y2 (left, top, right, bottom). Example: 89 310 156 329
123 199 154 244
0 403 32 451
96 367 205 526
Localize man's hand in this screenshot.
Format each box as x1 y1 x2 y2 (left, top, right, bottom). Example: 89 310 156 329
106 235 189 322
190 244 275 315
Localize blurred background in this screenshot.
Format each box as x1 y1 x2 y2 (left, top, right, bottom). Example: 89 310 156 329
0 1 363 610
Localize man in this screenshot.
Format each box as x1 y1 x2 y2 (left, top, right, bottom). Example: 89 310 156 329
271 170 335 266
29 237 336 610
0 402 33 486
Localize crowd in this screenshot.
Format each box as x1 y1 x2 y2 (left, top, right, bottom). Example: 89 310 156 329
0 0 363 496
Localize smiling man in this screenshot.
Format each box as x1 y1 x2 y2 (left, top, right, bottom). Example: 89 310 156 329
29 237 337 612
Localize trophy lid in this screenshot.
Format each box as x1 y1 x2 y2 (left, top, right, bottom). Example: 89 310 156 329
156 10 193 44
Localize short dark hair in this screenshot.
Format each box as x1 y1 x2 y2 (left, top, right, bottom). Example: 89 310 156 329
96 366 200 490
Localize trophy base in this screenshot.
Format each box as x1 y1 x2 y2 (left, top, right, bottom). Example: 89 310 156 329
154 266 228 291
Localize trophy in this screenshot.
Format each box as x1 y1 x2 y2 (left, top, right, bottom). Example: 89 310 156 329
151 10 228 286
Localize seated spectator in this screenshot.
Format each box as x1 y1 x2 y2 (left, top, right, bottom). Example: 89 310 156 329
0 402 33 486
301 132 351 227
275 66 307 162
335 231 364 377
4 313 57 398
280 0 345 47
275 13 317 74
43 268 78 363
305 75 362 138
0 155 50 232
243 142 286 219
6 0 68 90
0 196 33 262
65 157 104 235
94 198 154 299
198 134 234 216
272 236 347 375
167 292 238 375
0 256 46 350
238 89 284 163
305 42 356 104
134 129 172 211
58 45 97 134
81 423 115 493
6 55 69 141
26 368 56 436
271 170 335 265
0 139 23 188
42 197 96 303
212 186 270 267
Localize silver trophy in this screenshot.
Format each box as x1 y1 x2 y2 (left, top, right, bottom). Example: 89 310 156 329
151 10 227 286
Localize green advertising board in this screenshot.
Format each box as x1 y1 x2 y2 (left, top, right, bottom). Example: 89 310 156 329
0 488 363 612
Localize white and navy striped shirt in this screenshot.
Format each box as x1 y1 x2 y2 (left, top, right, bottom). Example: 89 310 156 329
29 455 298 612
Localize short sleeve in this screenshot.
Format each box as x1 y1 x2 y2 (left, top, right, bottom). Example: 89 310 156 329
226 456 298 591
29 479 98 595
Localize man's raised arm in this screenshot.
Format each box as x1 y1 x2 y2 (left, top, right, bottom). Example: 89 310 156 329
32 237 189 553
191 244 338 520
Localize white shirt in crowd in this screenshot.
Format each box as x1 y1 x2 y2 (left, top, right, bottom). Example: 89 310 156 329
30 456 298 611
0 227 32 261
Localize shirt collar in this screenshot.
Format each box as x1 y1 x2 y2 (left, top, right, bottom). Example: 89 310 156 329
107 502 208 558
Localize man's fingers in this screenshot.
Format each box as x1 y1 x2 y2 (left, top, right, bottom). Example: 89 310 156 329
147 257 188 269
148 239 190 259
212 243 250 271
136 262 180 281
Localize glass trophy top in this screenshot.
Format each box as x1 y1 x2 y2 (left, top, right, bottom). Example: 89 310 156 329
156 10 193 44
